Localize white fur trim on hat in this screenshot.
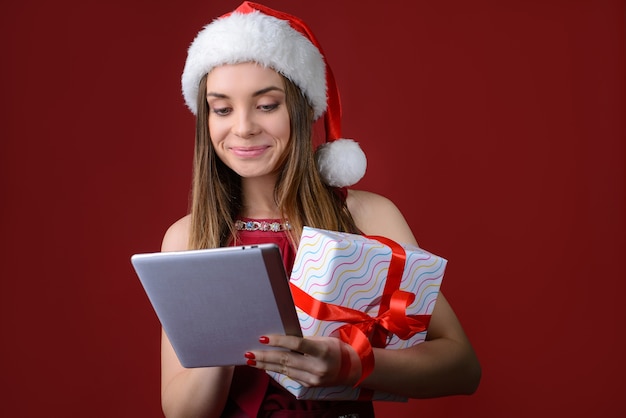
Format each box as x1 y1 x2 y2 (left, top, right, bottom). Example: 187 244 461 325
315 139 367 187
181 10 327 118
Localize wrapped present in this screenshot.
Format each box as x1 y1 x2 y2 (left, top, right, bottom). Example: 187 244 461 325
267 226 447 401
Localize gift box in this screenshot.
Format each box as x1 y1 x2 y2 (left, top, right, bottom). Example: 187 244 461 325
267 226 447 401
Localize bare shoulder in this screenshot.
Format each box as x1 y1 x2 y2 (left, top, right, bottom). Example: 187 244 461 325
346 189 418 245
161 214 191 252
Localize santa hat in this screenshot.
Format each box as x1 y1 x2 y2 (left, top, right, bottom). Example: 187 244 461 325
181 1 366 187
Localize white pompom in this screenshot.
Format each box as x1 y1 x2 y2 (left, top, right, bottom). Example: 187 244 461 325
315 139 367 187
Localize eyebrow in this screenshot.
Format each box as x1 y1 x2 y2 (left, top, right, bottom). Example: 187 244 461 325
206 86 284 99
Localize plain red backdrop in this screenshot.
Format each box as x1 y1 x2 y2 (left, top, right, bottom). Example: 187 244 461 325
1 0 624 417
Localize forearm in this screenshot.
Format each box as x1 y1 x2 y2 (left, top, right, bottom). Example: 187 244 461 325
361 338 481 398
161 366 234 418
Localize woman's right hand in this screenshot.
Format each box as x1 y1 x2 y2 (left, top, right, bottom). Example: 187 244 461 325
161 329 234 418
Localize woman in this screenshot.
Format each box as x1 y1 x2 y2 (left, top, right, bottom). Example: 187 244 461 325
160 2 481 417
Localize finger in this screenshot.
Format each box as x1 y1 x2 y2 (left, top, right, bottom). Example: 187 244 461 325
251 347 300 368
247 347 339 387
248 350 301 379
259 334 315 356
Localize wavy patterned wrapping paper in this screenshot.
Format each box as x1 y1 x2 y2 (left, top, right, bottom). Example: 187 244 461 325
267 226 447 401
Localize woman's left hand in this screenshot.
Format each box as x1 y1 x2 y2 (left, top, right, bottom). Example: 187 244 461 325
244 335 362 387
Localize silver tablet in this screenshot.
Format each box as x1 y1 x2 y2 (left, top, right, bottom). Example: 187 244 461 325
131 243 302 368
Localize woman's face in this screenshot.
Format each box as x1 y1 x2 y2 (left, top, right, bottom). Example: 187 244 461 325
205 62 291 180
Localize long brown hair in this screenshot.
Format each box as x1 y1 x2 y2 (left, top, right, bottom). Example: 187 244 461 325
188 71 359 250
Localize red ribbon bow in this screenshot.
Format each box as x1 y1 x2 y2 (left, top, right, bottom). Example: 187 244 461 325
290 235 432 388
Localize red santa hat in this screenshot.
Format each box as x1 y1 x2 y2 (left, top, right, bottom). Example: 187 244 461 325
181 1 366 187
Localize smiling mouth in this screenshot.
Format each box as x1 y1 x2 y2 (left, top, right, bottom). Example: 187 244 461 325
230 146 269 158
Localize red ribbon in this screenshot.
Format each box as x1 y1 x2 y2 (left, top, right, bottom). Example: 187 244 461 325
290 235 432 389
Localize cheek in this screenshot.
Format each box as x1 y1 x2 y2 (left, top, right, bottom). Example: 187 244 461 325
208 117 227 143
275 114 291 144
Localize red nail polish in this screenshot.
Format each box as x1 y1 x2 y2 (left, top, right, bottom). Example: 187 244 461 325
259 336 269 344
246 359 257 366
244 352 255 359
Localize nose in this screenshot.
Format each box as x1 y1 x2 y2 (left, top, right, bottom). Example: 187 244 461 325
232 110 260 138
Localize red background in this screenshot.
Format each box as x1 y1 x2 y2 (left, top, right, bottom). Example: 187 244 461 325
1 0 624 417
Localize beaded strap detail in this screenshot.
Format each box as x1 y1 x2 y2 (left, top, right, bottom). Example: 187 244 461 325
235 219 291 232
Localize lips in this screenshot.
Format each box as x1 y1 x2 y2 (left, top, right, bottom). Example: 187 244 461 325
229 145 270 158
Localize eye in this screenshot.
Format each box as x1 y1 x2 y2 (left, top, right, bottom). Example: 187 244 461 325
211 107 232 116
258 103 279 112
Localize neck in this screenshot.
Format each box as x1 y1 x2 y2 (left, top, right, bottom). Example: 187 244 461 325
240 175 282 219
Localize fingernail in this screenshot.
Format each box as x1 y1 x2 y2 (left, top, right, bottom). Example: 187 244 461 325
244 352 255 359
246 359 257 366
259 336 269 344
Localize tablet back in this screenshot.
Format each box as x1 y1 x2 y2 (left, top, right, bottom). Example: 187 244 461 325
131 244 302 367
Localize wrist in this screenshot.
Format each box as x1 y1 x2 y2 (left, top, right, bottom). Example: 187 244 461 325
339 342 364 387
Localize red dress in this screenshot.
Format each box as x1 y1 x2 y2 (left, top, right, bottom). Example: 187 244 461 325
223 219 375 418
